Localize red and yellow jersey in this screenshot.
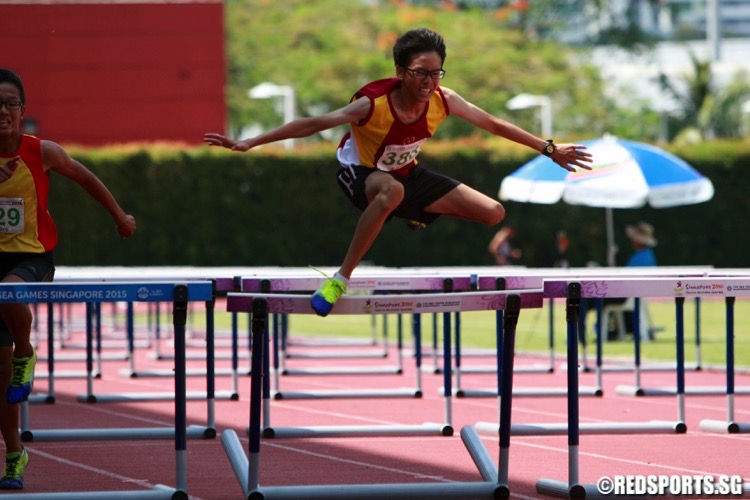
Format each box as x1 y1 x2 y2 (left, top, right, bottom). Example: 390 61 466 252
337 78 450 176
0 134 57 253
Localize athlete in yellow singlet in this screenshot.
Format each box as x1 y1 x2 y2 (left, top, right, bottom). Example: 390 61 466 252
0 68 137 489
204 28 593 316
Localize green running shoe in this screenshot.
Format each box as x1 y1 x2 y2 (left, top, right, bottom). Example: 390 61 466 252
311 277 347 317
7 348 37 404
0 448 28 490
406 219 427 231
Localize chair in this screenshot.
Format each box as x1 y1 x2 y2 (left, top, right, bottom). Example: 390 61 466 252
602 297 654 342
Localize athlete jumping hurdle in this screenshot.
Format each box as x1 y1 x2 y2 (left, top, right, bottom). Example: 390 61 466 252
204 28 592 317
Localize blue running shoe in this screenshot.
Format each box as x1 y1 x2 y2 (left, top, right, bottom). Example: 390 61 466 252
0 448 28 490
311 277 347 317
6 348 36 404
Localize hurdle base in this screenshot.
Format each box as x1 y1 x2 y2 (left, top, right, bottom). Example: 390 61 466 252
28 394 56 405
118 368 234 378
699 419 745 434
460 426 496 482
21 424 212 442
537 479 650 499
258 422 452 439
535 479 587 499
459 364 552 374
0 483 184 499
451 386 601 398
273 388 421 400
475 420 685 436
280 366 401 376
76 391 235 403
563 362 700 373
285 350 388 359
248 482 501 500
420 365 443 374
616 385 750 397
222 429 498 500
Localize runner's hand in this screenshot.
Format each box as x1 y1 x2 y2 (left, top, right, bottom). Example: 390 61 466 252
0 156 20 182
203 133 251 152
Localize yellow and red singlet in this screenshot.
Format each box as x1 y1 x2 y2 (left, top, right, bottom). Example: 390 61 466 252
0 134 57 253
337 78 450 176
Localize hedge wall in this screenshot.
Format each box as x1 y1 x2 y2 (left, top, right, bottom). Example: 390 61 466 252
51 139 750 269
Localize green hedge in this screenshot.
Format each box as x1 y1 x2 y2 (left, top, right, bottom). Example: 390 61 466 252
51 139 750 269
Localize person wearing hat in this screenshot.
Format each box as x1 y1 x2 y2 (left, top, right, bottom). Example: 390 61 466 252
581 221 658 342
625 221 657 267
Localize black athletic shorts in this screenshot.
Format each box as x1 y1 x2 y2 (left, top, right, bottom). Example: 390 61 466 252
336 163 460 225
0 252 55 346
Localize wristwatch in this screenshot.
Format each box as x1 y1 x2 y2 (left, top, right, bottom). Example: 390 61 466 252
543 139 556 157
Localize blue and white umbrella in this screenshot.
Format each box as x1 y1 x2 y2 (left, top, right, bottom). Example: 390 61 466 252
499 134 714 265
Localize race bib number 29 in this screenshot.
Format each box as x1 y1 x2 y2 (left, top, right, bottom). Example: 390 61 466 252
376 139 425 172
0 198 24 234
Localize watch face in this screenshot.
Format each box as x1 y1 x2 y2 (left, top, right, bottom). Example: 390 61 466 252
546 143 555 154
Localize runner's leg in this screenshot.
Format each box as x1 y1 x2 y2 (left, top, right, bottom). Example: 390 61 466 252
338 171 404 279
425 183 505 225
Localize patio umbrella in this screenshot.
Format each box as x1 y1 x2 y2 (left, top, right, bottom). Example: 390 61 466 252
499 134 714 266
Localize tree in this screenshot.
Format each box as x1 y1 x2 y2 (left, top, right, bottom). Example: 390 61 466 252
222 0 612 142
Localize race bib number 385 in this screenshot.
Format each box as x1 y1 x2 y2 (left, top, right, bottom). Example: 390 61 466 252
0 198 24 234
376 139 425 172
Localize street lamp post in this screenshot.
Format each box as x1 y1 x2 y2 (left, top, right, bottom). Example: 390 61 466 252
506 93 552 138
249 82 296 150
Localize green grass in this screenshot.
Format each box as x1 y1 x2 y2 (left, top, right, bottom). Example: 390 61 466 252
199 296 750 369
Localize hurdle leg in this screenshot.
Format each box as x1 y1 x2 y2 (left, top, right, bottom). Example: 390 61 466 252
694 297 702 369
547 297 555 372
412 313 423 395
85 303 96 402
675 297 686 424
536 283 586 499
594 299 603 394
497 294 521 495
172 285 189 494
454 311 463 396
247 298 267 496
204 299 218 433
700 296 742 433
442 310 454 433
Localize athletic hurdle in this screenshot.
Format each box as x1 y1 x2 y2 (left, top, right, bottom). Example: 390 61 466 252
456 272 599 400
222 288 543 499
241 272 473 401
55 270 237 379
534 276 750 499
52 268 245 402
0 281 213 499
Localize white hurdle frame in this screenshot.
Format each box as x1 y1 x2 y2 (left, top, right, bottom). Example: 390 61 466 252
224 288 544 499
241 273 473 401
535 276 750 499
1 280 214 499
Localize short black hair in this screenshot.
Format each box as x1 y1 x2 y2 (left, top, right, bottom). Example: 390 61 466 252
0 68 25 104
393 28 446 69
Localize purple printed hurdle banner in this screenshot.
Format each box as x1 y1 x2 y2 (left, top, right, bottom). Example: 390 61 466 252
226 290 544 316
241 275 472 292
544 277 750 299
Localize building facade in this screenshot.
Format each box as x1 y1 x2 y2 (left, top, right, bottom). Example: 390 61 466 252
2 0 225 146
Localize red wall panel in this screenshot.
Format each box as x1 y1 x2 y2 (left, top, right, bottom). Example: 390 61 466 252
3 2 225 146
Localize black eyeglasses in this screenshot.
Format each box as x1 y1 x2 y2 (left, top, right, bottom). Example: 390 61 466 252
0 100 23 111
403 67 446 81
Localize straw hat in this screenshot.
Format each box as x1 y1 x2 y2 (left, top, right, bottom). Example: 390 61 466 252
626 222 657 247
